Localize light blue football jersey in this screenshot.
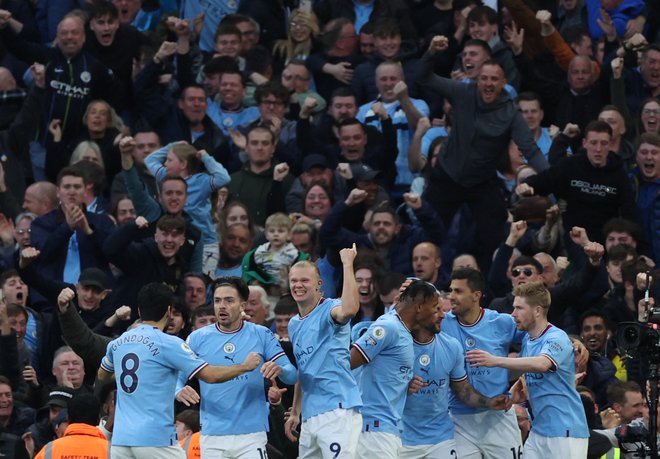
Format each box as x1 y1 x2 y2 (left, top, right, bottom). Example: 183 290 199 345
101 325 208 446
181 321 296 436
402 332 467 446
352 312 414 436
288 297 362 421
520 324 589 438
441 308 524 415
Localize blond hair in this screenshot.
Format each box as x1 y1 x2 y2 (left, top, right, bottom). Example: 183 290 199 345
513 281 551 311
265 212 292 231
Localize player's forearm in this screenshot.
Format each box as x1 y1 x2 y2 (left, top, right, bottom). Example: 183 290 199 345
338 261 359 321
278 360 298 385
290 380 302 416
451 380 491 409
200 362 251 383
492 355 552 373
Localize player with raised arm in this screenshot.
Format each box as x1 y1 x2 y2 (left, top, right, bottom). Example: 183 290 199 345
284 244 362 459
441 268 524 459
466 282 589 459
97 282 260 459
401 290 512 459
175 276 297 458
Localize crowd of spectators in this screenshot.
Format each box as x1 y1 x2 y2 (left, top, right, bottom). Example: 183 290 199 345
0 0 658 456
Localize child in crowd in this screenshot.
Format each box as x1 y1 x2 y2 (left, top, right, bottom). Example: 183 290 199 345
145 142 230 275
241 213 308 296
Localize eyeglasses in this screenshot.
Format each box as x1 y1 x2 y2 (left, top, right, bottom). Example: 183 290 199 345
290 22 309 30
512 268 535 277
15 229 31 235
643 108 660 116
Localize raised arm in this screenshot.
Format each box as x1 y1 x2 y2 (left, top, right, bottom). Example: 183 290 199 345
330 243 359 324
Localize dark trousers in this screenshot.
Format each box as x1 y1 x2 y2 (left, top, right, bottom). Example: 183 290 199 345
424 167 507 272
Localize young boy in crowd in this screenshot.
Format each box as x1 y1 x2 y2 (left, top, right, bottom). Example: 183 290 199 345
241 213 308 296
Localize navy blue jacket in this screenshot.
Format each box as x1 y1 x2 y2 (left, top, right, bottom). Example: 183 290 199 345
320 200 445 274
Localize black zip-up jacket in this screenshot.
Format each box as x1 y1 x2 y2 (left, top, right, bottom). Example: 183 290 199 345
523 151 637 243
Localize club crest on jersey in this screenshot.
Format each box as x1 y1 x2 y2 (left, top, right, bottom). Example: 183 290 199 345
80 71 91 83
181 342 194 355
372 326 386 339
419 354 430 366
224 343 236 354
465 337 476 348
223 118 234 127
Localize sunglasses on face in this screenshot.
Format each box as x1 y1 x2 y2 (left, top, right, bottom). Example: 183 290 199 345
512 268 534 277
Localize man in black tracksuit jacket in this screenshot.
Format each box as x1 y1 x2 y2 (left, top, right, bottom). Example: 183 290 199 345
518 120 638 263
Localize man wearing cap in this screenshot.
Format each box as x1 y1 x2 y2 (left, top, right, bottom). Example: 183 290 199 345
320 188 444 275
18 247 114 331
285 154 348 213
34 393 109 459
27 387 73 454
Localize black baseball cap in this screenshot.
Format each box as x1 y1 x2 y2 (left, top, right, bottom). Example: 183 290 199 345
352 164 380 182
78 268 109 290
302 154 329 172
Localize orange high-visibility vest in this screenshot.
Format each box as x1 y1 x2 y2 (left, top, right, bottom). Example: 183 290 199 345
35 423 109 459
180 431 201 459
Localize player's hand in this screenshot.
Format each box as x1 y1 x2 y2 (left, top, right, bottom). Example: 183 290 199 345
488 394 512 411
57 287 76 310
509 377 528 404
260 361 282 380
600 407 623 428
284 412 300 442
175 385 200 406
242 352 261 371
573 339 589 372
268 378 287 405
339 243 357 266
465 349 498 367
408 375 427 394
